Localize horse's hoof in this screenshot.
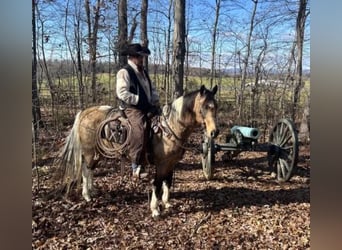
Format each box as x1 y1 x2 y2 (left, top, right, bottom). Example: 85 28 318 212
164 202 172 209
82 194 91 202
151 209 160 218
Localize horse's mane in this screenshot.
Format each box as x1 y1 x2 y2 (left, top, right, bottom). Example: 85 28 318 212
182 89 201 117
168 89 200 127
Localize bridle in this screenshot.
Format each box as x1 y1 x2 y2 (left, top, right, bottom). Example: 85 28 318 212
162 112 183 142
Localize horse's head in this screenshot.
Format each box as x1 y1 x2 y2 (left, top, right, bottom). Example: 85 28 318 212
195 85 219 139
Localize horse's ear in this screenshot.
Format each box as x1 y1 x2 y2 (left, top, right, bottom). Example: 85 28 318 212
200 85 206 95
212 85 218 95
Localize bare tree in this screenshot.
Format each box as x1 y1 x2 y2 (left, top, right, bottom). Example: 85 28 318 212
237 0 258 123
32 0 42 134
118 0 128 67
141 0 149 69
250 37 267 121
172 0 186 98
64 0 85 108
36 3 58 124
162 0 173 103
292 0 309 121
209 0 221 89
85 0 101 103
299 91 310 142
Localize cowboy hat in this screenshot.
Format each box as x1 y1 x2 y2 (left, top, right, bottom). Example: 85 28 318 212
121 43 151 57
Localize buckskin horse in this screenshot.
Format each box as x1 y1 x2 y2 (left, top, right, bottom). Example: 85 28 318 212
58 85 218 217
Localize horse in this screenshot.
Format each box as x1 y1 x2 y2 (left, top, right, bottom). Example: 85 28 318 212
58 85 218 218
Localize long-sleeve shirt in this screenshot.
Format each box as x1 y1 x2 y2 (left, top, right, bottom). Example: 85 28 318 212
116 60 159 106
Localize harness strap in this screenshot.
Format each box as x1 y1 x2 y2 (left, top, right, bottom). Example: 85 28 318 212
161 114 183 141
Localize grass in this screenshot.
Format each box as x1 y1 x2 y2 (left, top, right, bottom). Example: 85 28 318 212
38 73 310 126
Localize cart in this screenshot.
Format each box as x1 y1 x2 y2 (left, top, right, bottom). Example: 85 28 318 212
201 118 299 182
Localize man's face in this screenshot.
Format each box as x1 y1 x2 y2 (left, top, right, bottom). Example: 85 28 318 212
131 55 144 68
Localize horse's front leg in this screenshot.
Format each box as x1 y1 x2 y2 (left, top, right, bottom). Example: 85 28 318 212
150 184 160 218
162 173 173 209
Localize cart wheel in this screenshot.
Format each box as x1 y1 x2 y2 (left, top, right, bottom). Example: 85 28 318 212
268 118 299 182
201 137 215 180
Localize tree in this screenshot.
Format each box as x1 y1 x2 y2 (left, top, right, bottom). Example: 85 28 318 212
32 0 42 134
237 0 258 123
172 0 186 98
36 1 58 126
141 0 149 70
118 0 128 67
250 30 268 121
209 0 221 89
292 0 309 121
85 0 102 103
64 0 85 108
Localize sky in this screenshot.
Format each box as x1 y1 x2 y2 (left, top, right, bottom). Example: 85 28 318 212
37 0 310 71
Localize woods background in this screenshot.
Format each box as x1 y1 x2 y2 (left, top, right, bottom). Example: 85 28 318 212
32 0 310 155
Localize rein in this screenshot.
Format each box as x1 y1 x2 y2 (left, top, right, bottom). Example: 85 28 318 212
162 113 183 142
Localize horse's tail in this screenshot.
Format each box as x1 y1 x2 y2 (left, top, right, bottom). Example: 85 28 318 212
58 111 83 196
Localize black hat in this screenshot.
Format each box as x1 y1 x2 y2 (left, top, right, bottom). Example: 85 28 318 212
121 43 151 57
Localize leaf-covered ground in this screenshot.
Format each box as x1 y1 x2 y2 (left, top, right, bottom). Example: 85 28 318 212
32 132 310 249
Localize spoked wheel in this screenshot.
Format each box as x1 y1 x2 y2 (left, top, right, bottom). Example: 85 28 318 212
268 118 299 182
201 136 215 180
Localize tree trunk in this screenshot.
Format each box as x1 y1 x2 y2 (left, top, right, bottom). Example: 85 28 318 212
238 0 258 123
251 35 267 121
64 0 84 109
299 93 310 143
141 0 149 70
37 5 58 126
164 0 172 103
118 0 128 68
85 0 101 103
210 0 221 89
292 0 308 121
172 0 186 98
32 0 42 134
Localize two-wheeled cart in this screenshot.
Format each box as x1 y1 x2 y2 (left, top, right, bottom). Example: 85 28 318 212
201 118 299 182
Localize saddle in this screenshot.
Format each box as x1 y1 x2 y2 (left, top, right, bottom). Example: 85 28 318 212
100 109 130 147
98 105 173 163
106 116 128 145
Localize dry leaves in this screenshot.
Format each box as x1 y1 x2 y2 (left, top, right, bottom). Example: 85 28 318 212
32 132 310 249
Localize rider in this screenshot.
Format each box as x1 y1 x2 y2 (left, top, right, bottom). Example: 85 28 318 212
116 43 160 179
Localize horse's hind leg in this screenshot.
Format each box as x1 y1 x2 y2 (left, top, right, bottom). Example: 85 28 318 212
81 154 98 201
82 162 92 201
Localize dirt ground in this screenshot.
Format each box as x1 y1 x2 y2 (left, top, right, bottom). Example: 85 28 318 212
32 131 310 249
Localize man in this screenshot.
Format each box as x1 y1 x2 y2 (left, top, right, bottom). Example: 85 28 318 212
116 43 160 179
